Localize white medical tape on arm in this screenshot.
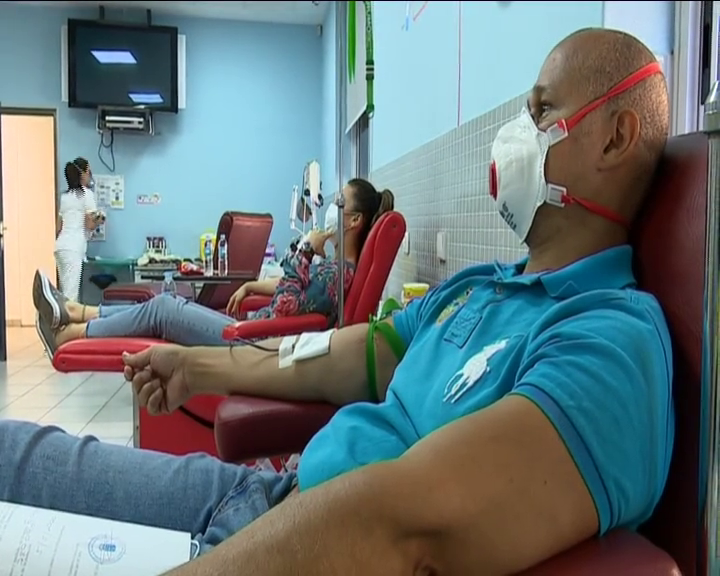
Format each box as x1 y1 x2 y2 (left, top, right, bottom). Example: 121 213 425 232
278 335 299 369
290 329 336 363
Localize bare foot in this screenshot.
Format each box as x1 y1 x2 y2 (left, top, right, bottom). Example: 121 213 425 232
65 301 99 323
54 323 87 347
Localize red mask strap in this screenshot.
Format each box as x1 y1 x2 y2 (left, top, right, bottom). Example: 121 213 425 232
563 194 630 229
563 61 663 132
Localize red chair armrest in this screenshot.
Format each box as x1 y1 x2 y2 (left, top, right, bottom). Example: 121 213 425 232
521 530 679 575
222 314 329 341
240 295 273 314
52 337 164 372
214 396 338 462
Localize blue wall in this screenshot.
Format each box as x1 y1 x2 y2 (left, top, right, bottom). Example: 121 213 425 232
0 3 323 258
371 1 605 169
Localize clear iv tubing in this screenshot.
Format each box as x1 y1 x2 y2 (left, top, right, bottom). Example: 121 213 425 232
335 0 346 328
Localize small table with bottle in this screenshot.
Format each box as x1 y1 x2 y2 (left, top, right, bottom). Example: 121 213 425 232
140 233 253 298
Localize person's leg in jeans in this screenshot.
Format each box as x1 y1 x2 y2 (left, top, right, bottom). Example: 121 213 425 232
55 294 236 347
0 420 295 554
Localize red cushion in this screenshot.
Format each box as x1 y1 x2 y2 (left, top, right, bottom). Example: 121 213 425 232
630 132 707 574
520 530 679 575
215 396 337 461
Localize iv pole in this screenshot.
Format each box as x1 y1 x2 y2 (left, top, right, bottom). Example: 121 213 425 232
335 0 346 328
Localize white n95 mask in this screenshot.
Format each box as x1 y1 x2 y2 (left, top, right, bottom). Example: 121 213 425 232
488 60 663 243
324 202 338 234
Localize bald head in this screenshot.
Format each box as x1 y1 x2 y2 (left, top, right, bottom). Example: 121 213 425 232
557 28 663 103
530 28 669 224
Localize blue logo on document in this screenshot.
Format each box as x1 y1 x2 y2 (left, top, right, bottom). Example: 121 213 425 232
88 534 126 565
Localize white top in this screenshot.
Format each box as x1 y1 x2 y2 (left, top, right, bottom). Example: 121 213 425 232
55 186 97 254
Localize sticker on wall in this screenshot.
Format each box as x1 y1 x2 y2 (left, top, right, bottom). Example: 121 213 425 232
401 1 430 30
95 174 125 210
137 194 161 205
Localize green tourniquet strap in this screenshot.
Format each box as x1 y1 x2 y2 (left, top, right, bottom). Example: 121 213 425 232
364 0 375 117
366 299 407 403
379 297 401 319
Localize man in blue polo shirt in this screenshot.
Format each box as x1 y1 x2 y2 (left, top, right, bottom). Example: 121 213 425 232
0 28 672 575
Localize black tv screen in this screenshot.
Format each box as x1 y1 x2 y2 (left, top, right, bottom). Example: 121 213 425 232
67 19 179 113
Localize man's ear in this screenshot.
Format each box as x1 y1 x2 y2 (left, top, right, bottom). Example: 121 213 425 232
599 108 641 170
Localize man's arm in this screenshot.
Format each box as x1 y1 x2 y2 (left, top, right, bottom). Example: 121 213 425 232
167 298 672 575
185 318 401 405
164 396 595 576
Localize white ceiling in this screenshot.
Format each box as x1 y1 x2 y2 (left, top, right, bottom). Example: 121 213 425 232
0 1 331 25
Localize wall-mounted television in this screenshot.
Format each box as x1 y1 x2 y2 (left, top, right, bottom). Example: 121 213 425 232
67 19 179 113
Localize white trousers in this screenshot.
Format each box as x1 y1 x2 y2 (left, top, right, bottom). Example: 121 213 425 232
55 249 84 302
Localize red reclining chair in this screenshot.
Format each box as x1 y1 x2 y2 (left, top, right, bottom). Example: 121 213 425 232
52 211 407 457
214 132 708 574
103 211 273 307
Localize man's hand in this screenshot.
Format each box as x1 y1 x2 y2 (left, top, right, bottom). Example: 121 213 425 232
306 229 333 258
123 345 192 414
226 284 249 317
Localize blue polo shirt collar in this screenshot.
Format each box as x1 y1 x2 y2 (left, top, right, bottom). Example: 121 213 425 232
492 245 637 298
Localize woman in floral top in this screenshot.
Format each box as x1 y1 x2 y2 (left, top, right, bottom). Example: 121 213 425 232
34 179 396 354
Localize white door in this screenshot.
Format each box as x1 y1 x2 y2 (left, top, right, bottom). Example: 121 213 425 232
0 112 57 326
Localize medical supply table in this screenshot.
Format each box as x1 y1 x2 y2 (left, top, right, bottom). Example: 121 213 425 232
139 272 256 299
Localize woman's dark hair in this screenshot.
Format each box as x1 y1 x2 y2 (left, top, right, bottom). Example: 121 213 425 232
64 157 89 193
347 177 395 250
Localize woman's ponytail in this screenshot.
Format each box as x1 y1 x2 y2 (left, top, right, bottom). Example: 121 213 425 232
64 162 82 192
372 188 395 225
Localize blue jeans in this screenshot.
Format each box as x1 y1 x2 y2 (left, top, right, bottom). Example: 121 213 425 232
86 294 233 346
0 420 295 555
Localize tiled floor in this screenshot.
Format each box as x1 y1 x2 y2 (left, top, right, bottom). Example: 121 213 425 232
0 327 135 446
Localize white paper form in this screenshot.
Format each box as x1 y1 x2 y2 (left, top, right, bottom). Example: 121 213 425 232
0 501 192 576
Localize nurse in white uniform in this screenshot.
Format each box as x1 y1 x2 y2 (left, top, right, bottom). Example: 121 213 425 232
54 157 102 302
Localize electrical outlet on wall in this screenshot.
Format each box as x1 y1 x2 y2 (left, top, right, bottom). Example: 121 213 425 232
402 231 410 255
436 231 447 263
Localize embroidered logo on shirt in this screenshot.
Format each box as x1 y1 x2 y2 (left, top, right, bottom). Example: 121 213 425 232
443 339 509 403
436 288 474 325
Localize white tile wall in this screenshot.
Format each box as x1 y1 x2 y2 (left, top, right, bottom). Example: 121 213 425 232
372 94 529 297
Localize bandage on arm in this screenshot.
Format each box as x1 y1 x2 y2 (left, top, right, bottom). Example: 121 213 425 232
186 321 403 406
278 300 406 402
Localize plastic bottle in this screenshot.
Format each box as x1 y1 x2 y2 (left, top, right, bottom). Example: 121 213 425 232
161 270 177 297
203 238 214 275
218 234 229 276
